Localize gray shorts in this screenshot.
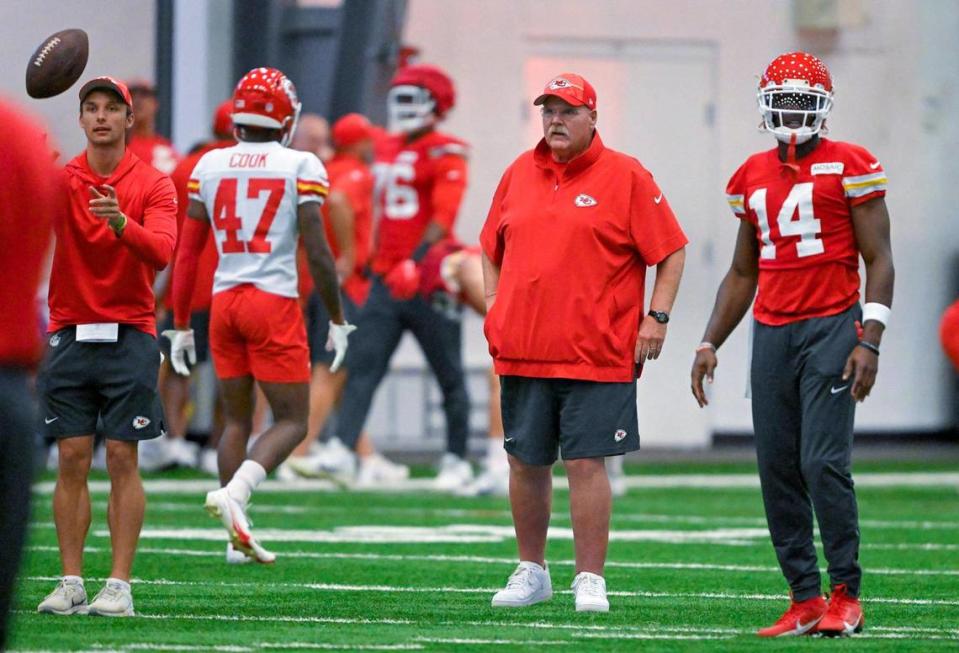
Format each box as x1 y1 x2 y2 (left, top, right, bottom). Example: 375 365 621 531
500 375 639 465
38 326 165 441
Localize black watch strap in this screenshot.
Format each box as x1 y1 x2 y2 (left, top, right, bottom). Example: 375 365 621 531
648 310 670 324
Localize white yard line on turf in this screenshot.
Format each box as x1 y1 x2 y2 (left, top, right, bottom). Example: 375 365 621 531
22 576 959 606
26 544 959 577
30 471 959 495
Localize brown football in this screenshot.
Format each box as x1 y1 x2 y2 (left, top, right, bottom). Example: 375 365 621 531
25 29 89 99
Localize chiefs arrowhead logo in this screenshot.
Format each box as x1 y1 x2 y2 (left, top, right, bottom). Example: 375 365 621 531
614 429 627 442
132 416 151 430
549 77 573 90
574 194 597 208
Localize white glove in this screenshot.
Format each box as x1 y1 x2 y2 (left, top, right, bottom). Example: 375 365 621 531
325 321 357 373
161 328 196 376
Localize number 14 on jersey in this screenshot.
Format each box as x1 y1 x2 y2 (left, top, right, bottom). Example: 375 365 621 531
748 182 824 260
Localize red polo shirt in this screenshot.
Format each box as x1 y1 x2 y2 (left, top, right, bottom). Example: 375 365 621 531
0 100 59 367
48 149 177 336
481 133 687 382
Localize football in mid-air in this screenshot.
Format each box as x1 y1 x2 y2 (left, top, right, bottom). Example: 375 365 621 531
25 28 89 99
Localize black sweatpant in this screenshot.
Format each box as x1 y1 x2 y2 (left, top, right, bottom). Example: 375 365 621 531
0 369 36 649
335 277 469 457
751 303 862 600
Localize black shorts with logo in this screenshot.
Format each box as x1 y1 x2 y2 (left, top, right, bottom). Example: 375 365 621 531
500 375 639 465
38 326 165 441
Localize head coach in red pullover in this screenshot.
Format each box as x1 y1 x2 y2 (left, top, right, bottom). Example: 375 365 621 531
36 77 177 618
481 74 687 612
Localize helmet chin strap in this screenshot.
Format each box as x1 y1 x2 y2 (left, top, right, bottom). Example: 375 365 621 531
783 133 800 175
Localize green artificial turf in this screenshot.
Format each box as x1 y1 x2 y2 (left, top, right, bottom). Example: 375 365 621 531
8 462 959 652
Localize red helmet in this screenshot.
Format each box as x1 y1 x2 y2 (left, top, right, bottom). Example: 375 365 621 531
757 52 833 144
232 67 301 145
388 64 455 133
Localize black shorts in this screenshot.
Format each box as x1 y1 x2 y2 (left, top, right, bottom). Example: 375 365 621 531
306 292 359 365
500 375 639 465
159 310 210 363
38 326 165 441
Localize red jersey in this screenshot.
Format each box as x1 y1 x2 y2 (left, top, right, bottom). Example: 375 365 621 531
481 133 688 382
128 133 180 175
298 152 374 305
726 139 887 326
371 130 468 275
48 149 178 336
163 140 232 311
0 100 58 367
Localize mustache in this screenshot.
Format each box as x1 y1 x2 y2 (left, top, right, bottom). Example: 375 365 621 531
548 128 568 137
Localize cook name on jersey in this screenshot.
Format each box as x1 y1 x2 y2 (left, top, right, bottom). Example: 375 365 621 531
188 141 329 299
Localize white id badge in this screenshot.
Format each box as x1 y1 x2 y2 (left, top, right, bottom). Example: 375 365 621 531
75 323 119 342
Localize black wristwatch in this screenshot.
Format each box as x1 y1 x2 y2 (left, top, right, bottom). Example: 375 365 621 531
648 310 670 324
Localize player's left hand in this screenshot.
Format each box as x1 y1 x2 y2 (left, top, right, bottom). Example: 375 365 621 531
88 184 127 232
326 321 358 373
842 344 878 402
384 259 421 300
635 315 667 363
161 328 196 376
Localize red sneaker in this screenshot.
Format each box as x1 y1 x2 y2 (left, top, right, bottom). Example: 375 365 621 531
757 595 828 637
816 584 864 637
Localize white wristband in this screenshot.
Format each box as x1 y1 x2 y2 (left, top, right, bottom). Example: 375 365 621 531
696 342 717 353
862 302 891 328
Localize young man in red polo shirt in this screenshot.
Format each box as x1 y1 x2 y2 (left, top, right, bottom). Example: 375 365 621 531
0 99 59 647
691 52 894 637
37 77 178 617
481 74 687 612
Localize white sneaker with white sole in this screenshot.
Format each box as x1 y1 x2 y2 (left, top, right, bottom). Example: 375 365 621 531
433 453 473 492
226 542 251 565
355 453 410 488
37 577 87 615
87 579 135 617
571 571 609 612
491 561 552 607
204 487 276 563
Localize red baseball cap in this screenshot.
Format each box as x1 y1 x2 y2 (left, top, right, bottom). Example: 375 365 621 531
533 73 596 110
212 99 233 137
332 113 375 148
79 76 133 107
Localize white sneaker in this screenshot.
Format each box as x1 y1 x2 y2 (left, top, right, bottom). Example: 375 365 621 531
168 437 199 468
46 443 59 472
204 488 276 564
458 467 509 497
138 435 173 472
87 579 135 617
37 577 87 615
275 461 301 482
571 571 609 612
226 542 251 565
199 447 219 476
434 453 473 491
607 456 626 498
287 439 357 486
491 561 552 607
355 453 410 488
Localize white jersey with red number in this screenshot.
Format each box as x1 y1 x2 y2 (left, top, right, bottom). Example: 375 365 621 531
188 140 329 298
725 138 887 326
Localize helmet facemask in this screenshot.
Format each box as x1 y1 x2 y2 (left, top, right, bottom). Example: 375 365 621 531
387 84 437 134
758 82 833 144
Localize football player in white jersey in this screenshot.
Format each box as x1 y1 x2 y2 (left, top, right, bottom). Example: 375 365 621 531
165 67 355 563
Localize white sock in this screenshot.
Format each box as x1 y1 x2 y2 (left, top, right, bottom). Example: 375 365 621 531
105 577 131 592
63 575 83 585
225 460 267 505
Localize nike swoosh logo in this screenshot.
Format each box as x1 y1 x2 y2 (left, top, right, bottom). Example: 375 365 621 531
796 618 818 633
44 417 58 424
869 161 881 169
504 437 515 443
653 193 663 204
830 385 849 395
